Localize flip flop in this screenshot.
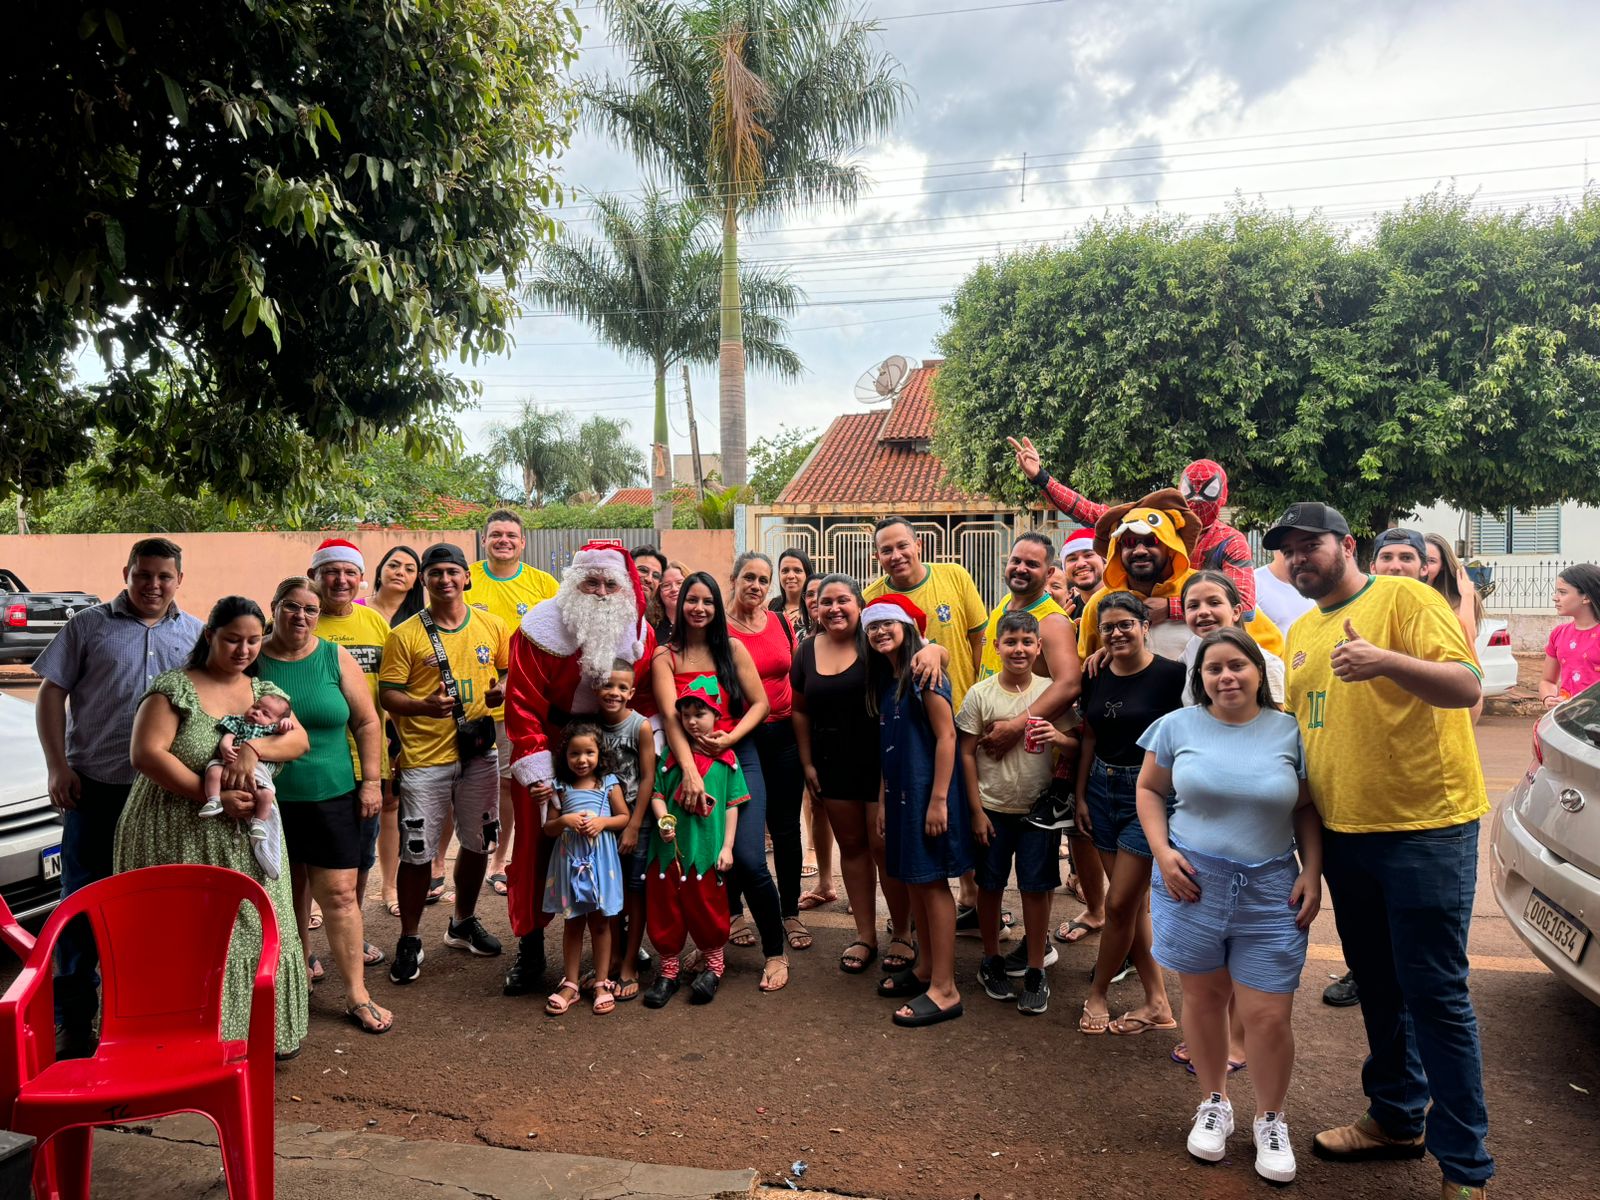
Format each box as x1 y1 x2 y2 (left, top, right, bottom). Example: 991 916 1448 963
1108 1012 1179 1036
877 968 929 999
797 891 837 911
345 999 393 1035
306 954 325 984
362 941 386 967
488 872 509 897
1078 1004 1111 1035
1187 1058 1248 1076
801 864 819 879
425 876 445 904
308 908 324 931
760 957 790 993
839 941 877 974
1055 918 1101 944
892 992 963 1028
613 977 641 1002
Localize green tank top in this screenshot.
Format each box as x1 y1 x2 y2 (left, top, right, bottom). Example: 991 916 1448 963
258 639 357 803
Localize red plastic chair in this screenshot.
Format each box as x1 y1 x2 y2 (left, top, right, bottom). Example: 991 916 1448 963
0 864 280 1200
0 891 36 962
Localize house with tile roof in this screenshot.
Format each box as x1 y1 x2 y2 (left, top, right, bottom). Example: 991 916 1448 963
750 359 1023 602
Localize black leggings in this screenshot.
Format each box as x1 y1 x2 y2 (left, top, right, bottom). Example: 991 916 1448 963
727 719 805 927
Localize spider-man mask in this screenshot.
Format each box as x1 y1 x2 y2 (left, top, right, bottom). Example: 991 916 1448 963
1179 460 1227 529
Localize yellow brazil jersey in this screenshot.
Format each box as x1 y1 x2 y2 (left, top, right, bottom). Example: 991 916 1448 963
864 562 988 708
379 609 510 770
314 603 395 779
468 560 557 718
1283 574 1487 833
979 592 1072 679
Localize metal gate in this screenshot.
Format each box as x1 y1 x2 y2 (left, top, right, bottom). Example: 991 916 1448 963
516 528 649 577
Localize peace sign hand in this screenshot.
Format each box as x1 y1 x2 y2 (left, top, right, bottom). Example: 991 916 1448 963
1330 619 1391 683
1006 436 1043 482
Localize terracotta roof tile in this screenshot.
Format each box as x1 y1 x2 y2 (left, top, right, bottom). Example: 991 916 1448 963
602 486 704 507
877 361 942 442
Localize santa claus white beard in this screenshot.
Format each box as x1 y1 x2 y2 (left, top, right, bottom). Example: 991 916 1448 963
556 582 638 685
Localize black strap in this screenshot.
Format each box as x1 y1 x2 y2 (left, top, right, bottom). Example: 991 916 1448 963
417 609 470 734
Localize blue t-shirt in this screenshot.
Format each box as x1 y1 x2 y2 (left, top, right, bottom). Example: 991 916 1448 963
1138 707 1306 864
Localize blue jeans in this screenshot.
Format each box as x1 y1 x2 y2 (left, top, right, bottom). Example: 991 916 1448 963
1323 822 1494 1186
723 738 783 958
56 775 132 1029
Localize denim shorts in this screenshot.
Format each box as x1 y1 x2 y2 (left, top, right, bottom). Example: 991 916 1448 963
1084 759 1153 857
358 812 379 871
1150 841 1309 994
975 810 1061 894
624 815 655 894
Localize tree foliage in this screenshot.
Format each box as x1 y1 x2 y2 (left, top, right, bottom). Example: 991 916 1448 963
933 196 1600 535
1 0 580 505
484 401 647 506
748 424 819 502
583 0 908 485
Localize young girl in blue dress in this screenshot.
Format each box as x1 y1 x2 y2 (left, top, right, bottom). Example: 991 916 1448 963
542 722 629 1016
864 593 972 1028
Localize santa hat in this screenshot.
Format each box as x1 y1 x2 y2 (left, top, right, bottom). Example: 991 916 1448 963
1061 527 1096 557
676 673 730 721
861 593 927 634
310 537 364 574
569 539 647 619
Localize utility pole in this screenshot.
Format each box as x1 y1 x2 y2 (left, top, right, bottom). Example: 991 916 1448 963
683 364 706 501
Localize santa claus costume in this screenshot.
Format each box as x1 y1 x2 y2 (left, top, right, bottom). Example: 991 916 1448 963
501 540 656 996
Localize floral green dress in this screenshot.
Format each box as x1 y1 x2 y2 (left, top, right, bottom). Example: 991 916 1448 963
112 670 309 1054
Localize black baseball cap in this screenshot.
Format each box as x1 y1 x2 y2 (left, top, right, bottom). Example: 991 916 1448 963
1372 527 1426 559
419 542 471 583
1262 502 1352 551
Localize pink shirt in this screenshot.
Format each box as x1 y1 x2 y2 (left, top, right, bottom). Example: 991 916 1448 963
1546 621 1600 698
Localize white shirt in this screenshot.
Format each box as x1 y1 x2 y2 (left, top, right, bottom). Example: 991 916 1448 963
1254 566 1316 634
1181 634 1287 707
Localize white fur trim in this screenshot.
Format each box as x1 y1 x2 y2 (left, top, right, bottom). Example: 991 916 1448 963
309 540 364 573
570 547 628 576
862 601 917 628
521 599 574 654
510 750 553 787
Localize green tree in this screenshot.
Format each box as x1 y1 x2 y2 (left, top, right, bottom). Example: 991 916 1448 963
527 188 801 529
565 414 650 501
584 0 907 486
933 197 1600 536
485 402 578 508
2 0 579 505
748 424 819 502
691 485 754 529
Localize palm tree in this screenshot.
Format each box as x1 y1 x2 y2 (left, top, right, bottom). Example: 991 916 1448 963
568 414 649 500
528 187 802 528
584 0 908 486
484 401 575 507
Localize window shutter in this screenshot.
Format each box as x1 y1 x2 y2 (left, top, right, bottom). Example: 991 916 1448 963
1472 510 1510 555
1473 506 1560 554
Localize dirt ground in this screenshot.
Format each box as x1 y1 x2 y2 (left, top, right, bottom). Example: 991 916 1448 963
253 713 1597 1200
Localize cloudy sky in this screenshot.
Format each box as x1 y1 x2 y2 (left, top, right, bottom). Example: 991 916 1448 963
457 0 1600 476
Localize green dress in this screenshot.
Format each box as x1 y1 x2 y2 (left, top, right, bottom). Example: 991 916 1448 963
112 670 310 1054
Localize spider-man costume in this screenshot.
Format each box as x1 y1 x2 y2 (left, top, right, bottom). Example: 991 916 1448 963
1031 458 1257 614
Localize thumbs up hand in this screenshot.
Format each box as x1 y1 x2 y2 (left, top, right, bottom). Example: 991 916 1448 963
1330 618 1390 683
425 680 455 717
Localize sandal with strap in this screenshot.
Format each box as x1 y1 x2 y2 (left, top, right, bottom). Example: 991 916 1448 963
760 956 790 993
839 941 876 974
592 979 616 1015
544 978 580 1016
882 938 917 972
1078 1004 1111 1035
783 917 813 951
345 999 394 1035
728 917 758 948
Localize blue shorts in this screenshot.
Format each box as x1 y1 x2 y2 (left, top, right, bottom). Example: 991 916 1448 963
1084 758 1157 857
1150 842 1309 994
624 814 655 894
975 810 1061 894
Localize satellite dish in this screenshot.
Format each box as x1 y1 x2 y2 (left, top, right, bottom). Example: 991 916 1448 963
853 354 914 405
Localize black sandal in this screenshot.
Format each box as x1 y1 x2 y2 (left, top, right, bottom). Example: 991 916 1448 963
892 992 963 1028
345 999 394 1035
877 968 928 999
839 940 877 974
882 938 917 972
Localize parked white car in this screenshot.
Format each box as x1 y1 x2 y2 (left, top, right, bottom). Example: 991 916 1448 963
0 693 65 924
1491 686 1600 1006
1477 618 1516 699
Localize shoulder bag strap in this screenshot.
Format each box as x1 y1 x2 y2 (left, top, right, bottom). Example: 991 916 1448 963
417 610 469 730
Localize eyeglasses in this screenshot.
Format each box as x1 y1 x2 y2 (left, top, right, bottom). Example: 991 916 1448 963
279 602 321 618
1098 619 1141 636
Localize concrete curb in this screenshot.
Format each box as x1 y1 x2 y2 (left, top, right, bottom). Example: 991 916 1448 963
91 1114 759 1200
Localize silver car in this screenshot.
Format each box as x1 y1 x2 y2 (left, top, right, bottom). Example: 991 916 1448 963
0 694 65 922
1491 685 1600 1005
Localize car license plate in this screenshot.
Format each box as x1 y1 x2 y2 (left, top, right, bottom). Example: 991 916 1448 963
1524 889 1590 963
41 846 62 881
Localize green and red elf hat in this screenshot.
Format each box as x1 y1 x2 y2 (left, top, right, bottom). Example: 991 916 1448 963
675 673 729 722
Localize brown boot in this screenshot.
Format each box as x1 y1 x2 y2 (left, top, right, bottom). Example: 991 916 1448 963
1443 1184 1486 1200
1312 1113 1427 1161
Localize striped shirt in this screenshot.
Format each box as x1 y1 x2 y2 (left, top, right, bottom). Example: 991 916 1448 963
31 593 204 785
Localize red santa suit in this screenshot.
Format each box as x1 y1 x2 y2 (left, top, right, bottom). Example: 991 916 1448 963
502 542 656 939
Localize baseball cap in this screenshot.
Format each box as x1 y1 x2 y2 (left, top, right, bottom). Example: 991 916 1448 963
419 543 471 578
1372 527 1426 559
1262 502 1352 551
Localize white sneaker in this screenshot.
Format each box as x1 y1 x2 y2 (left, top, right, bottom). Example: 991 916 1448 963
1253 1112 1296 1183
197 797 224 818
1187 1093 1234 1163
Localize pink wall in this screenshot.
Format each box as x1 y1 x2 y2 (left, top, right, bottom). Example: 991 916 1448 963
0 529 742 623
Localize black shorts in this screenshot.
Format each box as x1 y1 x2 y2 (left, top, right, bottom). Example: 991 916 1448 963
280 789 365 871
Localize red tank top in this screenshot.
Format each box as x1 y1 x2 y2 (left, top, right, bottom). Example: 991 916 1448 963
730 612 793 721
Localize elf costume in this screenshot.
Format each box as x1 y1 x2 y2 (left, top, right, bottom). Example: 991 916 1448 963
645 675 750 979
